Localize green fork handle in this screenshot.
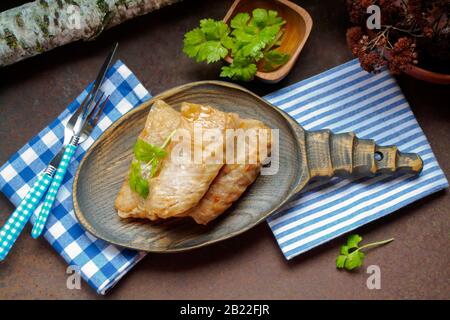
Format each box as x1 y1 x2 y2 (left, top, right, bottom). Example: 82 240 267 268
0 171 53 261
31 143 78 239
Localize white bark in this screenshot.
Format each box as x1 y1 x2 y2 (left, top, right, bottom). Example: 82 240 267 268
0 0 181 66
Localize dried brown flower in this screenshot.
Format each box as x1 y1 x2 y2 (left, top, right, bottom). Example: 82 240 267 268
346 0 449 75
388 37 417 74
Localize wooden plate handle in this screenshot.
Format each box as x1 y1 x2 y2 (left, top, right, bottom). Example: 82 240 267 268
304 130 423 179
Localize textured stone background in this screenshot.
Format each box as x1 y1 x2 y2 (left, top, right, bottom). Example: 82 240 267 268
0 0 448 299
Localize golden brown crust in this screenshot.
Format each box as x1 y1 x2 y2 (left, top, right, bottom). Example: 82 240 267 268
115 100 271 225
144 103 235 219
187 118 271 225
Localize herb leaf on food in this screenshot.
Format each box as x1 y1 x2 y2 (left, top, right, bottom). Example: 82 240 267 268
129 160 149 198
129 131 176 198
134 139 167 163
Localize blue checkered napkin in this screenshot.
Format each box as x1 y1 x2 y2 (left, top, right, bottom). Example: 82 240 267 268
264 59 448 260
0 60 149 294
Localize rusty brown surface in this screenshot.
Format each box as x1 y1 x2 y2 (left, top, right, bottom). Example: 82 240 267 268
0 0 449 299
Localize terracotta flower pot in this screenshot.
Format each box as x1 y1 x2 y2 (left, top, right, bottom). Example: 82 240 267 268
382 48 450 85
403 64 450 85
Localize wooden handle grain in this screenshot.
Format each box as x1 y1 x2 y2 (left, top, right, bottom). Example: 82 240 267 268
304 129 423 179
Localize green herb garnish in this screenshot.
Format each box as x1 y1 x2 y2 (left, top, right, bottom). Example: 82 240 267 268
183 8 290 81
220 55 257 82
129 160 149 198
261 50 290 72
183 19 233 63
129 131 176 198
134 139 167 162
336 234 394 271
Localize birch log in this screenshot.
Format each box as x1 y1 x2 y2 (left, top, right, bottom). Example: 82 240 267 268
0 0 181 66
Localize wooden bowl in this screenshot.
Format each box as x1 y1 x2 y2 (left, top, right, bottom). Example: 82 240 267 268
223 0 313 83
73 81 422 253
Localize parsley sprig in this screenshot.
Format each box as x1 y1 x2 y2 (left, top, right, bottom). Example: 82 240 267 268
183 8 290 81
129 131 176 198
183 19 234 63
336 234 394 271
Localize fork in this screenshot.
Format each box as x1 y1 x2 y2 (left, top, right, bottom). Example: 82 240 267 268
0 96 109 261
0 43 117 260
31 95 109 239
0 92 94 261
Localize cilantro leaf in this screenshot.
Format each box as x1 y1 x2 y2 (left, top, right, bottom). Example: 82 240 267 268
182 8 290 81
200 18 228 38
336 234 394 271
262 50 290 71
182 28 205 58
267 9 285 26
230 9 282 60
344 250 365 270
251 8 284 28
230 12 250 29
220 55 257 81
347 234 363 248
340 245 349 255
129 160 149 198
183 19 232 63
335 255 347 269
198 42 229 63
134 139 167 162
129 132 176 198
252 8 270 27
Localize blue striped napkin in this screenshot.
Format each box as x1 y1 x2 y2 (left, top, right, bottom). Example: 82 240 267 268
0 60 150 294
265 59 448 260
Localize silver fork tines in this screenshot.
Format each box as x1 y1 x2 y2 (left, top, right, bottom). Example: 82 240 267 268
87 94 109 127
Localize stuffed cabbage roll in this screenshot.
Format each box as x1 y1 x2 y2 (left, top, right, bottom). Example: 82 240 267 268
144 102 239 219
186 118 271 225
115 100 181 220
